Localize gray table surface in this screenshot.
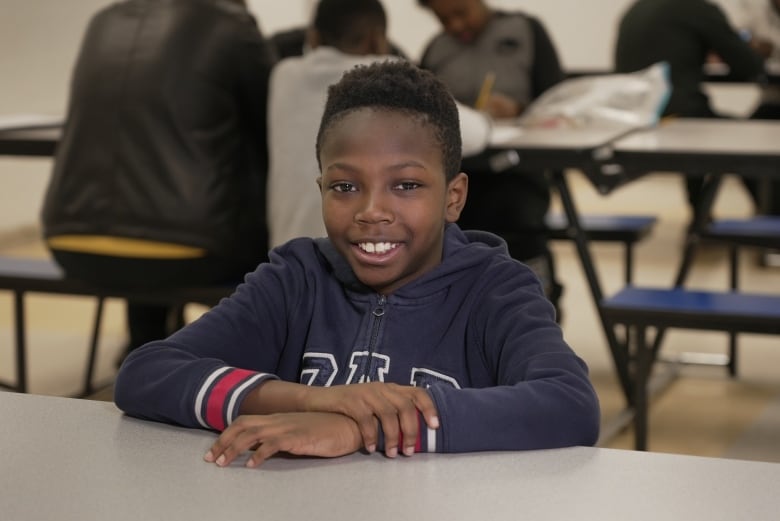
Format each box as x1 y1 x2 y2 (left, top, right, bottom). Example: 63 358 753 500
2 392 780 521
612 118 780 156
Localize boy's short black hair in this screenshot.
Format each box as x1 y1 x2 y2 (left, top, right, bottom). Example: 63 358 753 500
314 0 387 49
316 60 462 181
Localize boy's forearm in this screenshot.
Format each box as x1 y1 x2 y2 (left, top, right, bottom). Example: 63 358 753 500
238 379 313 415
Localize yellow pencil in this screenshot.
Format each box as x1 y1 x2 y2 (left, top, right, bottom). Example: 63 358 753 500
474 71 495 110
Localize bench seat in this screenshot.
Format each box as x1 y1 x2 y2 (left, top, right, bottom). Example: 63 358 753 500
545 213 657 284
601 286 780 334
600 286 780 451
0 255 236 395
0 256 232 305
545 213 657 243
703 215 780 249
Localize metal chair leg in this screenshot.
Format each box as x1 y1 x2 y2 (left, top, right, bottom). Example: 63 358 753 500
82 296 105 397
13 290 28 393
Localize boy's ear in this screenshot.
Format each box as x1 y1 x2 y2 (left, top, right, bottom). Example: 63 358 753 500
444 172 468 223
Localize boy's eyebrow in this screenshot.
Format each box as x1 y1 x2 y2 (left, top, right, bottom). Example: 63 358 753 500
324 160 429 174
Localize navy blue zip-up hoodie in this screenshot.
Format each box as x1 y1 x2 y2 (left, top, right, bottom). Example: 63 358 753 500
115 224 600 452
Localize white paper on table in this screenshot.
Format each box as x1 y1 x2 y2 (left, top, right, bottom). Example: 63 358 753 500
489 125 525 146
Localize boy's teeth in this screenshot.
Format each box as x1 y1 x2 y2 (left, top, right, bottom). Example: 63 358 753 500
359 242 396 254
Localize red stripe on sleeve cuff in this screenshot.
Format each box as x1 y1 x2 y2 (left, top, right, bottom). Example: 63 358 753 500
205 369 257 431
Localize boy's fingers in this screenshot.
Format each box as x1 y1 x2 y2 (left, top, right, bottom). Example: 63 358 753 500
208 442 242 467
397 405 420 456
245 439 281 468
377 413 400 458
355 415 378 452
205 428 239 463
340 400 379 452
206 424 263 467
411 389 440 429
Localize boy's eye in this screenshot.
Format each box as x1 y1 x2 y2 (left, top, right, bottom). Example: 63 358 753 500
331 182 357 193
395 181 421 191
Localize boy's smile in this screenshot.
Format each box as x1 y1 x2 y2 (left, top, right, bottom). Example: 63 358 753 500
318 107 467 295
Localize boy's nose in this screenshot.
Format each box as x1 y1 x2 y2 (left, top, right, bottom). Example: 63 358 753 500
354 193 393 224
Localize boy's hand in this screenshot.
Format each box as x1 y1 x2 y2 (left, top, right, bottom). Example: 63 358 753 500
303 383 439 457
204 412 361 468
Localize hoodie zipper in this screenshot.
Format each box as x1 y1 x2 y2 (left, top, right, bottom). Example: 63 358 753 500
363 294 386 381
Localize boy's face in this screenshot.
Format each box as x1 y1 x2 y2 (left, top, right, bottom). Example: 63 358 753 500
318 108 467 295
425 0 491 44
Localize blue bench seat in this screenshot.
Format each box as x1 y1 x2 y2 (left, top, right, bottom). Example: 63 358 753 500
545 213 657 243
601 286 780 334
0 255 234 395
542 213 657 284
600 286 780 451
704 215 780 249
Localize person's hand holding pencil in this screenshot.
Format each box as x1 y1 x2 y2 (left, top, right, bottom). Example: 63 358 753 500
474 71 523 118
474 71 495 110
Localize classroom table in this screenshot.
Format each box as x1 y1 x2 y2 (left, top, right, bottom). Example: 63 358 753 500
567 61 780 84
589 119 780 449
609 118 780 286
489 120 647 406
2 391 779 521
0 115 61 157
0 126 59 157
490 118 780 448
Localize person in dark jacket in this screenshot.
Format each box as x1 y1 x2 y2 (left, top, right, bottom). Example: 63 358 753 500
416 0 565 319
41 0 277 357
114 60 600 469
615 0 765 214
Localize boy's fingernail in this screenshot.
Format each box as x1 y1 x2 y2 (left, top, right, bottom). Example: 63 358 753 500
387 447 398 458
204 451 214 462
216 454 226 466
366 444 376 453
245 459 256 468
403 446 415 456
430 416 440 429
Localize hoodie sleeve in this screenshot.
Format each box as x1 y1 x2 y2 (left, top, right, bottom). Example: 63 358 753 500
424 264 600 452
114 246 309 430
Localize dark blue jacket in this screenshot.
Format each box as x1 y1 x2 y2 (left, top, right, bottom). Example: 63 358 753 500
115 225 600 452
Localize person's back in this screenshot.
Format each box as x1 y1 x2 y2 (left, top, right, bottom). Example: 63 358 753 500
45 0 274 259
615 0 764 117
42 0 277 354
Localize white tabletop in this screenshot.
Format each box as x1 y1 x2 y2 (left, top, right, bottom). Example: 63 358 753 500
612 118 780 156
2 392 779 521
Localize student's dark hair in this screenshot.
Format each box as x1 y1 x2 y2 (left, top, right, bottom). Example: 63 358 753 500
314 0 387 49
316 60 462 181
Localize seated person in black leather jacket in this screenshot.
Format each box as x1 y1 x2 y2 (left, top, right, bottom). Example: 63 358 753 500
42 0 277 360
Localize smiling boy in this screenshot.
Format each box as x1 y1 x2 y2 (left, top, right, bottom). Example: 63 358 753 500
115 60 599 468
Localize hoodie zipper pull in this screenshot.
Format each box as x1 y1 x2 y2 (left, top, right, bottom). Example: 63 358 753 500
373 295 386 317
